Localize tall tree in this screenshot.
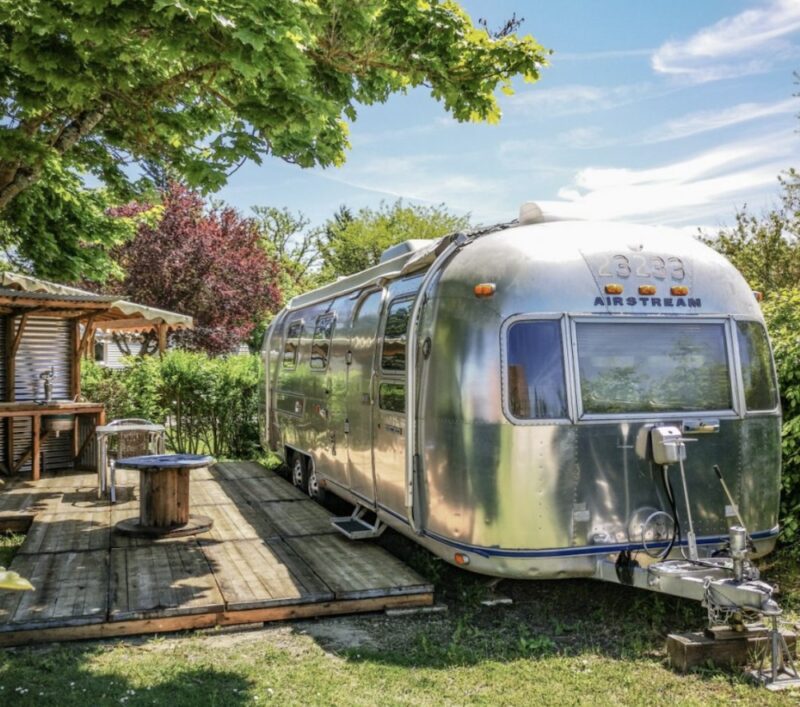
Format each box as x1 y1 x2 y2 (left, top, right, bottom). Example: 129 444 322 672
111 184 280 354
252 206 321 301
0 1 548 275
318 200 469 281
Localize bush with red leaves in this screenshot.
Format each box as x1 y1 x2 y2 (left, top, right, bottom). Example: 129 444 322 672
112 184 279 355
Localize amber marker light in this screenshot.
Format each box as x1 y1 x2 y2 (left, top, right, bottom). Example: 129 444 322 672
638 285 657 296
473 283 496 298
604 283 624 295
753 291 764 302
454 553 470 566
670 285 689 296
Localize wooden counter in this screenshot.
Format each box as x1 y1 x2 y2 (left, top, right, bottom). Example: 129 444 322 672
0 401 105 479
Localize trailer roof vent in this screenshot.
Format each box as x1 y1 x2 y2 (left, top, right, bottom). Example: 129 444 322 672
519 201 545 225
379 239 436 264
518 201 578 225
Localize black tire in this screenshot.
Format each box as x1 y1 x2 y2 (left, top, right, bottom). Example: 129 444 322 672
290 453 308 489
306 458 328 502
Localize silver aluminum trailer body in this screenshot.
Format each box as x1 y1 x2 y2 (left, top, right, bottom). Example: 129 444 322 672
260 219 781 581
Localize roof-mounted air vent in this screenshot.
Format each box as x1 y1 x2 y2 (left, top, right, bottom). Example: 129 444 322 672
378 239 436 264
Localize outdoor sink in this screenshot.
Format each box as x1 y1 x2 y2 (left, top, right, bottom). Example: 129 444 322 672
44 414 74 435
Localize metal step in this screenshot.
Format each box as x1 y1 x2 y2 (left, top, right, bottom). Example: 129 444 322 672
331 507 385 540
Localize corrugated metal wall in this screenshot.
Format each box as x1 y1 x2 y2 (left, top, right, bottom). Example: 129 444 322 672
3 316 74 472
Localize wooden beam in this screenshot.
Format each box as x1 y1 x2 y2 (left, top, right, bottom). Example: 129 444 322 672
5 316 16 474
79 313 97 357
32 414 41 481
12 429 51 475
0 593 435 647
70 319 81 400
9 311 28 360
0 296 110 311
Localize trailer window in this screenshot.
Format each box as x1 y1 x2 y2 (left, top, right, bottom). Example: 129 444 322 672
506 320 569 420
379 383 405 413
282 321 303 368
736 321 778 411
382 298 412 371
310 314 335 370
576 322 732 414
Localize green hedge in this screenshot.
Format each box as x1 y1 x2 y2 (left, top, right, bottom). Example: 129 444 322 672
762 288 800 546
82 351 261 460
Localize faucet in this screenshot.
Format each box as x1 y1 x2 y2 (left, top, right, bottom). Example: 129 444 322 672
39 367 55 403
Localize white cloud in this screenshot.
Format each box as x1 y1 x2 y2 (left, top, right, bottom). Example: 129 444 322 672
554 48 653 62
652 0 800 83
506 82 653 117
549 130 793 224
641 98 798 143
314 155 506 223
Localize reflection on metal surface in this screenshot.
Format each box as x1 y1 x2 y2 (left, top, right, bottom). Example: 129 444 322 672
261 220 781 590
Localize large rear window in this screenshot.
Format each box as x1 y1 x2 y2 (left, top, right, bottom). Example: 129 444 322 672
576 322 732 414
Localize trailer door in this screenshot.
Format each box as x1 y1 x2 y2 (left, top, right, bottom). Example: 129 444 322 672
345 289 382 504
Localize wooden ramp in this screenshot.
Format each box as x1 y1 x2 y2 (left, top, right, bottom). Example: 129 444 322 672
0 462 433 646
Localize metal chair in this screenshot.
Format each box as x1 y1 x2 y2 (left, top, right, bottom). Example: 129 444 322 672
96 418 166 503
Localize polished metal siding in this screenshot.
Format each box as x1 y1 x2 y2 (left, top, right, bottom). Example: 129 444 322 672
12 317 73 471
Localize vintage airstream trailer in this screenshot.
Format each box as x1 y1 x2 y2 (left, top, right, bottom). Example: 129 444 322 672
261 204 783 622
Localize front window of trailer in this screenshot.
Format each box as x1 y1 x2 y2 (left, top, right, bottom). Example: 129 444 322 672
575 322 733 415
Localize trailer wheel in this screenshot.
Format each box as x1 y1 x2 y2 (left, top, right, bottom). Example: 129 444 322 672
290 453 308 489
306 458 328 503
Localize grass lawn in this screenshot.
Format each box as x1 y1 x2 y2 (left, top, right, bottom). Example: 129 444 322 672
0 530 798 705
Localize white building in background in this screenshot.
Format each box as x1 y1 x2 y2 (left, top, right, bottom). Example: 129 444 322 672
94 332 154 369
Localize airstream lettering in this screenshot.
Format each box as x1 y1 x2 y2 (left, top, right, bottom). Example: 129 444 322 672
261 205 784 630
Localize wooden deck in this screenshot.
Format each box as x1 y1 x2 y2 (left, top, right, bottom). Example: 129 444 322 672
0 462 433 646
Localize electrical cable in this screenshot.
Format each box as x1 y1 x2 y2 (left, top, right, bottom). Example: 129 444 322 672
661 464 680 558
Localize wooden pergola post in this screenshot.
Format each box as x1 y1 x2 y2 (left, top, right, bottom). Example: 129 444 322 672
157 323 168 356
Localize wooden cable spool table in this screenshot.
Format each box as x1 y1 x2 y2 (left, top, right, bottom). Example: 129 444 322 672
113 453 215 538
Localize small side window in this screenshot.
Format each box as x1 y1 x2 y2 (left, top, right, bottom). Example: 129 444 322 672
310 314 335 370
382 298 412 371
379 383 405 413
282 321 303 368
506 320 568 420
736 321 778 411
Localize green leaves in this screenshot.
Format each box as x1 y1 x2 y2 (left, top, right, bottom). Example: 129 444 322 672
316 199 469 282
0 0 548 201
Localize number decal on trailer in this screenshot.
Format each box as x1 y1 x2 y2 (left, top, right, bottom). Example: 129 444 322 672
593 253 687 282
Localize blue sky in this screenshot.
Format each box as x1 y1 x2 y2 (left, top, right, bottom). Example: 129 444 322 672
219 0 800 232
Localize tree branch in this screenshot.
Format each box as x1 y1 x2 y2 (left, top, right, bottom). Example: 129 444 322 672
0 104 110 211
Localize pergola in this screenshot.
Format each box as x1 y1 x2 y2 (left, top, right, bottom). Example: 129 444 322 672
0 272 192 479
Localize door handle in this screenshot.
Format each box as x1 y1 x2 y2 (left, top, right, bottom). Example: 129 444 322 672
682 419 720 434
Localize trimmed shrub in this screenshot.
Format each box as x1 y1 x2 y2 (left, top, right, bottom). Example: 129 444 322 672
82 351 261 460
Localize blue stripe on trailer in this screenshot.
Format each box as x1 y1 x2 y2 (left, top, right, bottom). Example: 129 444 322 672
376 503 778 560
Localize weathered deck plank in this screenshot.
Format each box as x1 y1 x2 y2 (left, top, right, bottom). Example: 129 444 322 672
256 500 337 537
201 538 333 610
18 511 110 554
0 550 108 630
110 543 225 621
0 462 434 642
287 534 433 599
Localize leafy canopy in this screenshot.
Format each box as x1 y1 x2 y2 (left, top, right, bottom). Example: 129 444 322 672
0 0 548 209
317 199 470 281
